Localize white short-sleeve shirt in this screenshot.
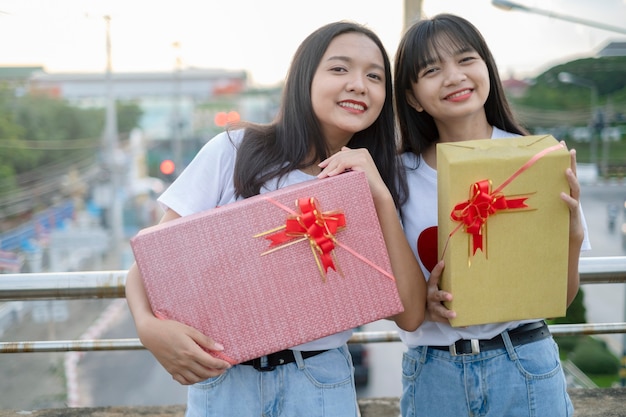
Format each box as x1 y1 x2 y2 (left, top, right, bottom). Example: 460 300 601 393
157 129 353 351
398 127 591 347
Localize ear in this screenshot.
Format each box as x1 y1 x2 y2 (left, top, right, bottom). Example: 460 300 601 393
405 90 424 112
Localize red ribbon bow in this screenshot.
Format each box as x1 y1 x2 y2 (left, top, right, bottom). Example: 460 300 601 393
444 142 565 261
263 197 346 279
451 180 528 255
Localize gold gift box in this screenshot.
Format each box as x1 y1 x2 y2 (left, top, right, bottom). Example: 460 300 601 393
437 135 571 327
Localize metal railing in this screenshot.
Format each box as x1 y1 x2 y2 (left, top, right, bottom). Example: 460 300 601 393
0 256 626 353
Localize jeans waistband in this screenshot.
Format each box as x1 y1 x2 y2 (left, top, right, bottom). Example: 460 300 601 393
240 349 328 371
430 320 550 356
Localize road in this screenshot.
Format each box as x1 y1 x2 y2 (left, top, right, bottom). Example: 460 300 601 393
76 302 187 407
358 181 626 399
79 182 626 406
1 182 625 409
577 181 626 355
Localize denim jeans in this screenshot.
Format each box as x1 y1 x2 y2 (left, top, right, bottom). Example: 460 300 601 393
401 332 573 417
185 345 359 417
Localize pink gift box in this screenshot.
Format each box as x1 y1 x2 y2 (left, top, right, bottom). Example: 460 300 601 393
130 170 403 364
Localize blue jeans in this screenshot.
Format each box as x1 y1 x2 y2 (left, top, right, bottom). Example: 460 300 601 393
185 345 358 417
401 332 573 417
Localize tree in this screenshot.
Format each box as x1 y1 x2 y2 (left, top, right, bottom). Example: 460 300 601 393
0 84 142 220
510 56 626 129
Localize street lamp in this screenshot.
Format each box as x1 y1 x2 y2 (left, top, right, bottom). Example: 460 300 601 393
492 0 626 35
557 72 602 172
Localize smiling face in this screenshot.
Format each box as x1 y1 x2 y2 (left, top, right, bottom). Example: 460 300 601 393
310 32 386 148
406 39 490 129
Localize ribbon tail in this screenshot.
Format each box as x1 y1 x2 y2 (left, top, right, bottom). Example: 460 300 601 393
472 233 484 255
506 197 528 209
320 252 336 273
265 231 294 247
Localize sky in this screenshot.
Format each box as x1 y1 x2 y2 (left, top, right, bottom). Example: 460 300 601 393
1 0 625 87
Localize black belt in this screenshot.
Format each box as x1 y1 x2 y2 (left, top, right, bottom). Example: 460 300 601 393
240 349 328 371
430 321 550 356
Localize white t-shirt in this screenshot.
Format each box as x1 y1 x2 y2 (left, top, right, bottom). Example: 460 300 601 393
157 129 353 351
398 127 592 347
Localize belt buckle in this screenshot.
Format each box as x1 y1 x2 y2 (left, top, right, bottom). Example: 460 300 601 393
449 339 480 356
252 357 276 372
255 364 276 372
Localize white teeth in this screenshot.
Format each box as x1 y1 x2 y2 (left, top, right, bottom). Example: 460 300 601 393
447 90 470 99
339 102 365 111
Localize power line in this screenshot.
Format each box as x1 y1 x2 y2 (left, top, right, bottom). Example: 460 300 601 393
0 138 100 150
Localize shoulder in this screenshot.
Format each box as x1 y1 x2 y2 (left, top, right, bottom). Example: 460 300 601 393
491 126 521 139
401 151 419 166
209 128 245 149
193 129 245 161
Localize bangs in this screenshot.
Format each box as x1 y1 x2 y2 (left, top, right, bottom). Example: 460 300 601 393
419 32 471 70
402 16 483 82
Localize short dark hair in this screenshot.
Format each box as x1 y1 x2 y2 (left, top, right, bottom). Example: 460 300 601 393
394 13 527 156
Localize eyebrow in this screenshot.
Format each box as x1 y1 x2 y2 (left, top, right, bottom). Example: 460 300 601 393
421 45 475 68
325 55 385 72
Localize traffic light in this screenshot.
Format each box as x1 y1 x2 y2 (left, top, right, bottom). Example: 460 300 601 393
159 159 176 182
214 110 241 127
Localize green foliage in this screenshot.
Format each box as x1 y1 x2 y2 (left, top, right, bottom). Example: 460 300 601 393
513 56 626 129
589 374 620 388
11 93 103 173
527 56 626 102
0 84 143 210
550 290 587 354
554 290 587 325
117 101 143 136
0 85 28 194
569 336 620 375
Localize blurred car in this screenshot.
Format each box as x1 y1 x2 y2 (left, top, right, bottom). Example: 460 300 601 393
348 330 370 388
622 199 626 249
576 163 599 186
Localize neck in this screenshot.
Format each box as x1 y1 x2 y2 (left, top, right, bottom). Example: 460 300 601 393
436 116 493 143
422 118 494 170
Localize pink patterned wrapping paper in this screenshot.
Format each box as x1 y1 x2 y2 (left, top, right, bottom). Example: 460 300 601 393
130 170 403 364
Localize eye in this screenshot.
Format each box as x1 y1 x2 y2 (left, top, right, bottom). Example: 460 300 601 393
460 54 480 64
419 66 439 78
367 72 383 81
329 66 348 73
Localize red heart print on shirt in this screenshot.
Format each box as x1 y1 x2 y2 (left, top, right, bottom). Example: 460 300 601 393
417 226 438 273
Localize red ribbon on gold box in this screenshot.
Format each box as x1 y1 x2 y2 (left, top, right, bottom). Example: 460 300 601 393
437 135 571 327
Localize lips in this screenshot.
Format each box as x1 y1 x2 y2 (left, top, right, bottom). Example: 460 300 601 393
339 100 367 111
445 89 472 101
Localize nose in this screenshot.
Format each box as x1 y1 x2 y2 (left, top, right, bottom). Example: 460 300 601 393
346 74 367 94
443 65 466 86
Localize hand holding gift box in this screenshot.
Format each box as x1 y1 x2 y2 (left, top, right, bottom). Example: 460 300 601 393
131 170 403 364
437 135 571 327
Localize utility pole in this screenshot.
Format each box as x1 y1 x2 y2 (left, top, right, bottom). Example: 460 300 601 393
403 0 423 32
172 41 183 176
103 15 123 268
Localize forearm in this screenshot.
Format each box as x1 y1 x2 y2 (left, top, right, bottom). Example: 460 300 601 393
126 208 181 337
566 235 583 306
125 262 159 338
372 190 426 331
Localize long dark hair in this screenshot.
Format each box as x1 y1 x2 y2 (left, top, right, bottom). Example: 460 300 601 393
231 21 406 206
394 13 527 156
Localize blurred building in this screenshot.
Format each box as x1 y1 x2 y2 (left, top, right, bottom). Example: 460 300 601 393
26 68 250 140
502 76 531 98
597 41 626 57
7 66 281 175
